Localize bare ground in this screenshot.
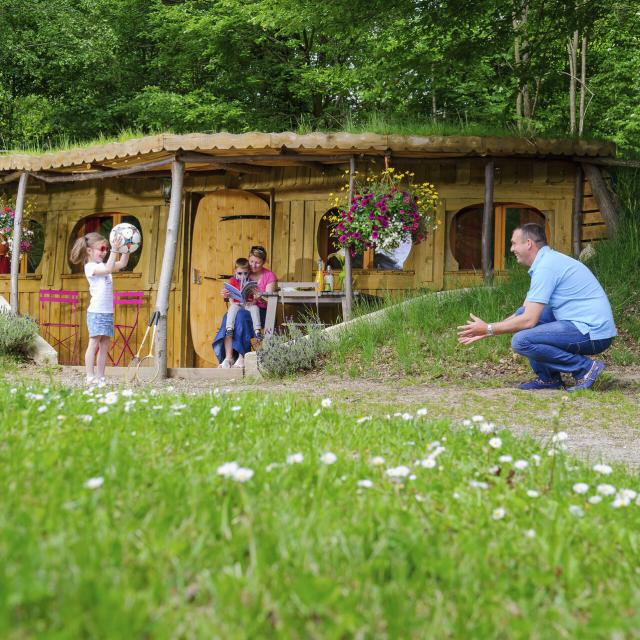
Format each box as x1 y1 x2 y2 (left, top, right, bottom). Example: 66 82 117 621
13 362 640 471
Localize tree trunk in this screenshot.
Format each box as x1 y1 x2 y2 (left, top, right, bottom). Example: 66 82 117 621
568 31 578 135
10 172 28 313
156 158 184 378
582 163 618 237
482 159 495 284
342 156 356 321
578 35 587 136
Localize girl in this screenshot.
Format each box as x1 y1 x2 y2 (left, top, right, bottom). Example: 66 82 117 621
69 232 128 384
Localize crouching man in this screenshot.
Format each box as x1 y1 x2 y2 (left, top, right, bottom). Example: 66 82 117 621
457 223 616 391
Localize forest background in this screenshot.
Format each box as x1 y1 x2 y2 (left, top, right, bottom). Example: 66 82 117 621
1 0 639 156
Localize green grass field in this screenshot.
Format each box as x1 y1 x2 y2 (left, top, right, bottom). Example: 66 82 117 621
2 380 640 638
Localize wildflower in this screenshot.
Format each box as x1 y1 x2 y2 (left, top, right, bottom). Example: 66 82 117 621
85 477 104 490
97 406 109 415
514 460 528 470
401 413 413 421
37 405 47 412
568 505 584 517
471 415 484 422
312 409 321 417
488 465 500 474
524 529 536 538
588 495 602 504
79 415 93 423
121 389 134 397
416 408 428 416
612 495 631 508
573 483 589 495
469 480 489 490
526 490 540 498
619 488 637 501
231 467 254 483
488 437 502 449
231 406 241 412
462 419 472 427
596 484 616 496
421 458 437 469
492 507 506 520
286 453 304 464
210 406 221 417
552 431 568 443
499 455 513 464
593 463 613 475
104 392 118 405
356 416 372 424
320 452 337 465
217 462 239 477
385 466 411 479
531 454 541 466
357 479 373 488
479 422 495 434
370 456 385 466
321 398 332 408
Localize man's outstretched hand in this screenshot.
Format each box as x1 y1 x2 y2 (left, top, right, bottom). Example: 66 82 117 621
457 313 489 345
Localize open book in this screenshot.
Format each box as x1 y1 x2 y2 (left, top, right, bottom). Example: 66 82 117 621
224 279 260 304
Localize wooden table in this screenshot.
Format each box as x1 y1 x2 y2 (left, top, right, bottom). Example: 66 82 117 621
263 290 353 334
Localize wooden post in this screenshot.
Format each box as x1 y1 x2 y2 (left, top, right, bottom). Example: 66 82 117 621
342 156 356 321
572 164 584 257
581 163 619 237
10 173 28 313
155 158 184 378
482 159 495 284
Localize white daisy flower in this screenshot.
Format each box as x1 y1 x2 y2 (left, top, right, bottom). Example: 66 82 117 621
588 495 602 504
217 462 239 477
286 453 304 464
356 416 372 424
526 490 540 498
462 419 472 427
568 505 584 517
121 389 134 397
231 467 254 483
488 437 502 449
596 484 616 496
618 489 637 501
97 406 109 415
79 415 93 423
320 452 337 465
370 456 385 466
321 398 332 408
552 431 568 443
357 479 373 488
210 406 221 417
524 529 536 538
104 392 118 405
514 460 528 470
469 480 489 490
593 463 613 475
312 409 321 417
492 507 506 520
531 454 541 466
85 476 104 490
231 406 241 412
499 455 513 463
385 466 411 479
416 408 428 416
479 422 495 434
573 483 589 495
37 405 47 412
471 415 484 422
612 495 631 509
421 458 437 469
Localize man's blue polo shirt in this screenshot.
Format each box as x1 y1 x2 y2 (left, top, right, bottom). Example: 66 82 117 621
527 246 617 339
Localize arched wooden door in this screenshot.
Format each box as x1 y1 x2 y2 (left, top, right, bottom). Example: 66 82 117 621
190 190 270 366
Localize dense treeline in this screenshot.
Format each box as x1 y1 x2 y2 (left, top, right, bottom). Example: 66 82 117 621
1 0 638 154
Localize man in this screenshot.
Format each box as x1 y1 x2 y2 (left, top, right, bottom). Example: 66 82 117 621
457 223 616 391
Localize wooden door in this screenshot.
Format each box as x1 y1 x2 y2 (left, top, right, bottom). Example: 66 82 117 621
189 190 270 366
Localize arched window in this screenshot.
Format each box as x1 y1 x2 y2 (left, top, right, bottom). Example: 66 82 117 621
449 204 548 271
68 213 143 274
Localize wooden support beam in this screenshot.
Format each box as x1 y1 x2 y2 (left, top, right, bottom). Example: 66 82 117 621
29 156 173 183
482 159 495 284
581 163 619 237
156 158 184 379
10 173 28 313
343 156 356 321
0 171 23 185
572 164 584 257
572 156 640 169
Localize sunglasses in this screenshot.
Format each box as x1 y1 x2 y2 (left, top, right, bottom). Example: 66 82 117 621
94 245 108 252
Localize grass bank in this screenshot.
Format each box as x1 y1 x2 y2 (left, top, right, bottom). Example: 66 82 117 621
1 381 639 637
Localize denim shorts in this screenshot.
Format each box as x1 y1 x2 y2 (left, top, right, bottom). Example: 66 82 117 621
87 312 114 338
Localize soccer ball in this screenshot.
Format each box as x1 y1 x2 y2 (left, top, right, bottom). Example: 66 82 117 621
109 222 141 254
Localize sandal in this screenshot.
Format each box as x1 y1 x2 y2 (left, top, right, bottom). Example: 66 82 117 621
233 356 245 369
219 358 234 369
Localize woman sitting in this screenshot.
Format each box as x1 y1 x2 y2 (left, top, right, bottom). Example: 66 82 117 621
212 245 277 368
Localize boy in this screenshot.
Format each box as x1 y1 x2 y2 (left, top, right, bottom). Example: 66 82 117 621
225 257 263 341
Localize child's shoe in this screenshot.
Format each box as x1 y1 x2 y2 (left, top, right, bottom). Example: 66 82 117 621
219 358 234 369
233 355 245 369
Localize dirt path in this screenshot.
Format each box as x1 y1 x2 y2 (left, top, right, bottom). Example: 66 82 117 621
14 364 640 471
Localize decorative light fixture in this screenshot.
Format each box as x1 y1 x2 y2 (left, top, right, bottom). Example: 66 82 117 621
161 179 172 204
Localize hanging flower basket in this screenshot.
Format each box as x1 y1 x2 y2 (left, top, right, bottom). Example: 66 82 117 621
0 199 35 260
329 168 440 256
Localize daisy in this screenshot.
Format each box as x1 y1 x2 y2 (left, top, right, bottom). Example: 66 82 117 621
217 462 239 477
568 505 584 517
596 484 616 496
572 483 589 494
386 466 411 479
321 398 332 408
320 452 337 465
357 479 373 488
593 464 613 475
231 467 254 483
210 406 221 417
492 507 506 520
370 456 385 466
514 460 528 470
488 437 502 449
85 477 104 490
526 490 539 498
286 453 304 464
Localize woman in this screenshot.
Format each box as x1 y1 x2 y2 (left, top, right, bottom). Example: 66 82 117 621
212 245 277 368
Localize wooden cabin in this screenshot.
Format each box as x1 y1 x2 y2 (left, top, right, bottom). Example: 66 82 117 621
0 132 616 369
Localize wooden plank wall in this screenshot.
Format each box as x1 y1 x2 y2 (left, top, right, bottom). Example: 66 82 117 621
580 178 608 244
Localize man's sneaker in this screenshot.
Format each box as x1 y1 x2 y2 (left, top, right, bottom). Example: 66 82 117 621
518 377 564 391
225 328 234 338
566 360 605 392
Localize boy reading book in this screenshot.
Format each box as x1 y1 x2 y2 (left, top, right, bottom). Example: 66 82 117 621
225 257 263 341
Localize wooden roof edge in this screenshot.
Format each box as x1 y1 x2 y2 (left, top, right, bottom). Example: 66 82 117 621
0 132 616 173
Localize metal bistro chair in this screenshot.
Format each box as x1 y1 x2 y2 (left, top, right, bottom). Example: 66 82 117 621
277 281 325 335
39 289 81 365
109 290 145 366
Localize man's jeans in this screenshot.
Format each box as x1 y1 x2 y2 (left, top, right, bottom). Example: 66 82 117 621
511 306 613 381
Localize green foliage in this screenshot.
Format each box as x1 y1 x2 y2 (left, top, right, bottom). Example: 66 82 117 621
0 309 38 358
1 381 640 636
258 324 331 377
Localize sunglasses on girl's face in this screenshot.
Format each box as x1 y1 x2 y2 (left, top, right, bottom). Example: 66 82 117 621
95 245 108 252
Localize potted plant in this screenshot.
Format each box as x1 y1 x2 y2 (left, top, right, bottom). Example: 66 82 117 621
0 197 35 259
329 167 440 257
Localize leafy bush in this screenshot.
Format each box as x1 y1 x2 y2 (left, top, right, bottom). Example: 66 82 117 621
258 325 331 377
0 309 38 358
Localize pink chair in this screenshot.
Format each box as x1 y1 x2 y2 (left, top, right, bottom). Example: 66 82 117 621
39 289 81 365
109 291 145 366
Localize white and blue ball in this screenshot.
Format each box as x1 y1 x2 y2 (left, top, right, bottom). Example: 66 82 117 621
109 222 141 254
